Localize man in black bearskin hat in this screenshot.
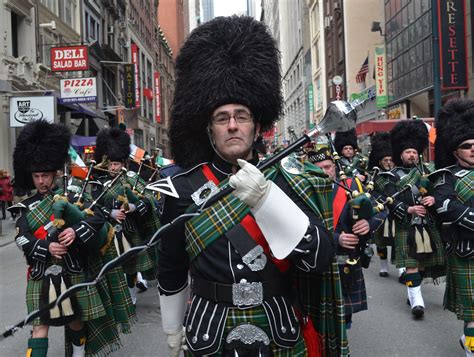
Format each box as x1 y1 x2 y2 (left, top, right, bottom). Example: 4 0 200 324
429 98 474 356
368 132 395 278
310 147 385 330
334 128 367 181
12 119 130 357
375 119 445 319
157 16 343 356
92 126 160 306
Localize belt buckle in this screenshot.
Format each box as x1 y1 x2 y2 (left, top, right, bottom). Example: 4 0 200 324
232 281 263 307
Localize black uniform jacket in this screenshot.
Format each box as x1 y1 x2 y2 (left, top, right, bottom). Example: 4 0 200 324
431 165 474 246
15 190 107 277
158 155 335 295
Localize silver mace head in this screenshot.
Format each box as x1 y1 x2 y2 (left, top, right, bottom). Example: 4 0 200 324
306 99 363 139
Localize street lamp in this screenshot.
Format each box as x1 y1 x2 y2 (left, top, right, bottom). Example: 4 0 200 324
370 21 384 37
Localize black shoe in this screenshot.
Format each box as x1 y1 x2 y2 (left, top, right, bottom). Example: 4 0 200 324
379 271 389 277
136 281 148 292
399 272 406 284
411 305 424 318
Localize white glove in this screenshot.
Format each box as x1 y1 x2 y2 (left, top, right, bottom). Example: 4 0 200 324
166 327 185 357
229 159 269 208
127 203 136 213
110 209 125 220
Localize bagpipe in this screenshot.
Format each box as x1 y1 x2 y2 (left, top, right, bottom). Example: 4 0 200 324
1 99 363 341
406 154 436 260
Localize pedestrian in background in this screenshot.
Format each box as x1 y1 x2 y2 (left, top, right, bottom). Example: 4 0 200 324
0 169 14 220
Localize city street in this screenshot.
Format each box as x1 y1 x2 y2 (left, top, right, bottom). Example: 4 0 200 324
0 218 463 356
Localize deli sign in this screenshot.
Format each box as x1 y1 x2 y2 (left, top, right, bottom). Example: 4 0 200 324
50 45 89 72
60 77 97 104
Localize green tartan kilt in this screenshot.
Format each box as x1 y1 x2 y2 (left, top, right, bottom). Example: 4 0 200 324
185 305 307 356
26 272 105 326
393 222 446 280
444 254 474 321
294 262 349 357
121 231 156 277
92 246 136 333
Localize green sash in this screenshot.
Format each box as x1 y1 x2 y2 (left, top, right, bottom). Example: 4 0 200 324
454 170 474 204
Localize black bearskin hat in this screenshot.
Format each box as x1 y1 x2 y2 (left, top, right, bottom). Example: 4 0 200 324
435 98 474 169
13 119 71 190
334 129 358 155
170 15 282 168
94 127 131 163
368 132 392 169
391 119 428 167
308 147 333 164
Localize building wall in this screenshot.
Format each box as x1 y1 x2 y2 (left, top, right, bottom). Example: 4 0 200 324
158 0 187 59
344 0 382 99
323 0 345 102
307 0 328 123
280 0 309 140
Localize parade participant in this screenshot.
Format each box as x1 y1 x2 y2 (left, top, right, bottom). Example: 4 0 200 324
367 132 395 277
92 127 160 305
311 147 385 329
12 119 128 357
334 128 367 181
429 99 474 356
158 16 339 356
375 119 445 318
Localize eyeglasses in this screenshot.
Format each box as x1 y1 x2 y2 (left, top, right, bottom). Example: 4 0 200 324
211 111 253 125
457 142 474 150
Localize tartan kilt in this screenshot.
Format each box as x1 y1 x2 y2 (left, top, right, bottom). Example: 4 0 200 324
26 272 105 326
121 230 156 276
184 305 307 356
295 261 349 357
92 246 136 333
338 262 367 316
393 222 446 280
444 254 474 321
374 229 394 248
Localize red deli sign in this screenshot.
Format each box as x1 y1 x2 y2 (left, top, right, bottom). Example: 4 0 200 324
154 72 161 123
50 45 89 72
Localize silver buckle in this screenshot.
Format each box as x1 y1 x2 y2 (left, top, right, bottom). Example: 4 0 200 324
191 181 219 205
242 245 267 271
232 281 263 306
226 323 270 346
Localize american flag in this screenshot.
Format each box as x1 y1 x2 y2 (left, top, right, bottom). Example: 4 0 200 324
356 56 369 84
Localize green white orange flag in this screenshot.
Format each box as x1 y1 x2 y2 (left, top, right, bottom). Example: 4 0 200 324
69 146 88 179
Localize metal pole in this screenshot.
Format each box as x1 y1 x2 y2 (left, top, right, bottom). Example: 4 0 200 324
432 0 442 117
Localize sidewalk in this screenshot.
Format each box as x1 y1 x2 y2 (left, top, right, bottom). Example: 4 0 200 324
0 218 16 247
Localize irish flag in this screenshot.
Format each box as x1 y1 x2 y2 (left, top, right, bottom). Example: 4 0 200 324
129 144 146 163
69 146 88 179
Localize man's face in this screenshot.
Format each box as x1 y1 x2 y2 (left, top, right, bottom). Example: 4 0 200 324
342 145 354 159
379 156 394 170
400 148 419 167
315 159 336 180
209 104 260 164
108 161 124 176
454 139 474 168
32 172 56 194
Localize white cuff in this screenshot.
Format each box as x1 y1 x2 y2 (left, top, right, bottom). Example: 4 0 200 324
251 182 309 259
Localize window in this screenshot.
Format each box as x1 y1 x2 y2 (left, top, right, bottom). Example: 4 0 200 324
86 12 100 42
11 12 18 57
